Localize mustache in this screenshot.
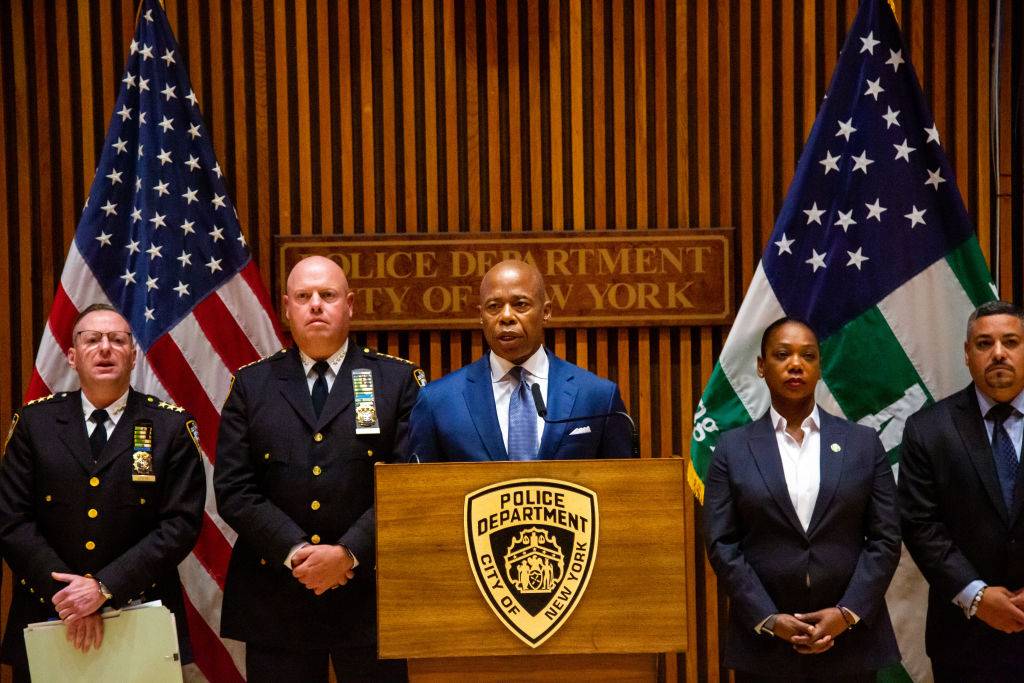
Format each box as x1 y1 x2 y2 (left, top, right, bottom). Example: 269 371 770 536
986 362 1014 371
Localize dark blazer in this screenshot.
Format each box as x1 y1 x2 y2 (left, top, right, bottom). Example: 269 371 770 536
214 344 421 650
703 409 901 676
899 385 1024 670
0 389 205 666
408 350 633 462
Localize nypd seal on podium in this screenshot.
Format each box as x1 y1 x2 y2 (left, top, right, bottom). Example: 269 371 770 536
464 479 598 647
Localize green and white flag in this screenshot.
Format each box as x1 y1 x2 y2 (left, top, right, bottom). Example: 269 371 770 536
689 2 996 681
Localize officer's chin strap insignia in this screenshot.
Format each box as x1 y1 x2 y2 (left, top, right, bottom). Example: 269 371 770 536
132 420 156 482
351 369 381 435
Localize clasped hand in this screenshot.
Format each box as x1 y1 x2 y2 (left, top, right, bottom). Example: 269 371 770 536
51 572 106 652
773 608 849 654
977 586 1024 633
291 544 355 595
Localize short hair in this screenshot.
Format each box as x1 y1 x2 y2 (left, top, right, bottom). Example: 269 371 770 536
759 316 818 357
966 300 1024 339
72 303 124 331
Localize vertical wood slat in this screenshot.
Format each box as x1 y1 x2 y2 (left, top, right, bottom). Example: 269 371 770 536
0 5 1017 683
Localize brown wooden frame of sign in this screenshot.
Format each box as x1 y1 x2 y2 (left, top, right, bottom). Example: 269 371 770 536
275 229 733 330
375 458 687 681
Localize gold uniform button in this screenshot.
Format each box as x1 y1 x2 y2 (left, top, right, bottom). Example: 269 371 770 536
314 433 324 442
19 579 25 585
87 508 98 519
140 498 146 505
259 559 267 566
311 534 321 544
39 598 45 604
29 588 34 594
367 449 373 457
89 477 100 487
85 541 96 551
264 452 270 461
310 500 321 511
312 466 322 476
44 495 52 502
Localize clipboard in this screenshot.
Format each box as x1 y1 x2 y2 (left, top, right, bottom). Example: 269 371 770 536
24 602 183 683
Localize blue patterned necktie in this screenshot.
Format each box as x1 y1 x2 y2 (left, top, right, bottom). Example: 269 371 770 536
987 402 1019 510
507 366 538 460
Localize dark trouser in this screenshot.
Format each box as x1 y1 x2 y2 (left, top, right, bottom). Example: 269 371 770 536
933 661 1021 683
734 671 875 683
245 643 407 683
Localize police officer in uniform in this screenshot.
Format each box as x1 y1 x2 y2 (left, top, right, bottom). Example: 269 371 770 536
0 304 206 681
215 255 424 682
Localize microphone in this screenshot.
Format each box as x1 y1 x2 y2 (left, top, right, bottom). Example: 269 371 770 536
530 382 639 458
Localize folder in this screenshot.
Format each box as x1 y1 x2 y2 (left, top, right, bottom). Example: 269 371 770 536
24 603 182 683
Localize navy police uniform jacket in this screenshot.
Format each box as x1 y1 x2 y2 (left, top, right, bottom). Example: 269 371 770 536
214 345 422 650
408 350 634 462
0 389 206 665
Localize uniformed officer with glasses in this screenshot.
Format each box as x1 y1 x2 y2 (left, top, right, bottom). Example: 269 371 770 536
0 303 205 681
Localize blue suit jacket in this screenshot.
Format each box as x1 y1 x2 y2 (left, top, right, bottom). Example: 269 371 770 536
409 350 633 461
703 409 901 676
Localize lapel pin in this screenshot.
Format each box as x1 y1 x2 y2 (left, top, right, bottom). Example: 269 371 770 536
830 443 841 453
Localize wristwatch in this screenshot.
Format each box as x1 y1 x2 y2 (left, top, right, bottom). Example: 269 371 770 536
968 586 986 618
762 614 779 637
97 580 113 602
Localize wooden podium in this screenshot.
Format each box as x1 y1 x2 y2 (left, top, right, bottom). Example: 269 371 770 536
375 458 687 682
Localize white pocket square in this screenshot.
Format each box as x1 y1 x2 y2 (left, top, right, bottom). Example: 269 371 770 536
569 425 592 436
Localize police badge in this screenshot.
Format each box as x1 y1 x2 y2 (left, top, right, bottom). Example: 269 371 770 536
132 421 156 482
351 369 381 435
465 479 599 648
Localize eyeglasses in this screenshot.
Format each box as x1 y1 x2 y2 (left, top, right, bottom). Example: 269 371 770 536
74 330 133 348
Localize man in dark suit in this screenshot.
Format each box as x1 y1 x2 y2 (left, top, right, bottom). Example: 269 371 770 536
704 318 901 681
0 303 205 681
409 259 632 462
899 300 1024 681
214 255 423 682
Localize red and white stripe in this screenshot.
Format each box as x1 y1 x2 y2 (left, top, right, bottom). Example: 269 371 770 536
28 241 284 682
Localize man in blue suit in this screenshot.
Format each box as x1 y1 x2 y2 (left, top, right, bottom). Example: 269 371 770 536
409 259 633 462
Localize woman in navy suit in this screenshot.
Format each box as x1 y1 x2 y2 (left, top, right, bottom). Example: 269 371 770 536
703 317 901 682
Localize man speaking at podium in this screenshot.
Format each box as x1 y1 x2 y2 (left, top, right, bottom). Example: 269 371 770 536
409 259 633 462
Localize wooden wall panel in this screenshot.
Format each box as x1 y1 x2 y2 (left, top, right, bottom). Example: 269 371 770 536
1 2 1020 681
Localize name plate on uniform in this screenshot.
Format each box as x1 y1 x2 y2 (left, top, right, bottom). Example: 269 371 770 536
275 230 733 329
464 479 599 648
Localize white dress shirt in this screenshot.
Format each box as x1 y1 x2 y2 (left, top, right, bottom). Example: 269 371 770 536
298 340 349 393
489 347 548 454
82 389 130 439
953 388 1024 617
769 405 821 532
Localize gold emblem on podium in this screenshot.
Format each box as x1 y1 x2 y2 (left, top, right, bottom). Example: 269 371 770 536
464 479 599 648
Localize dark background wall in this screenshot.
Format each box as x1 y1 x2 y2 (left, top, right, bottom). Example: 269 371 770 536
1 1 1020 680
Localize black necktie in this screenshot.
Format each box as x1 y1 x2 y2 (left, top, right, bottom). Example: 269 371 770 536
89 409 109 461
311 360 329 418
987 402 1019 509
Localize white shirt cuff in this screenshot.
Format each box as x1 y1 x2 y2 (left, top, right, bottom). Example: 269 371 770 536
953 579 986 617
284 542 309 568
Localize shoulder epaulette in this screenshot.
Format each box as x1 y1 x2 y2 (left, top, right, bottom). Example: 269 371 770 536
144 395 186 413
24 393 62 406
362 347 416 366
235 348 287 373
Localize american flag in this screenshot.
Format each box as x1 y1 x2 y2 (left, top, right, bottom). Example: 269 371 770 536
26 1 283 680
